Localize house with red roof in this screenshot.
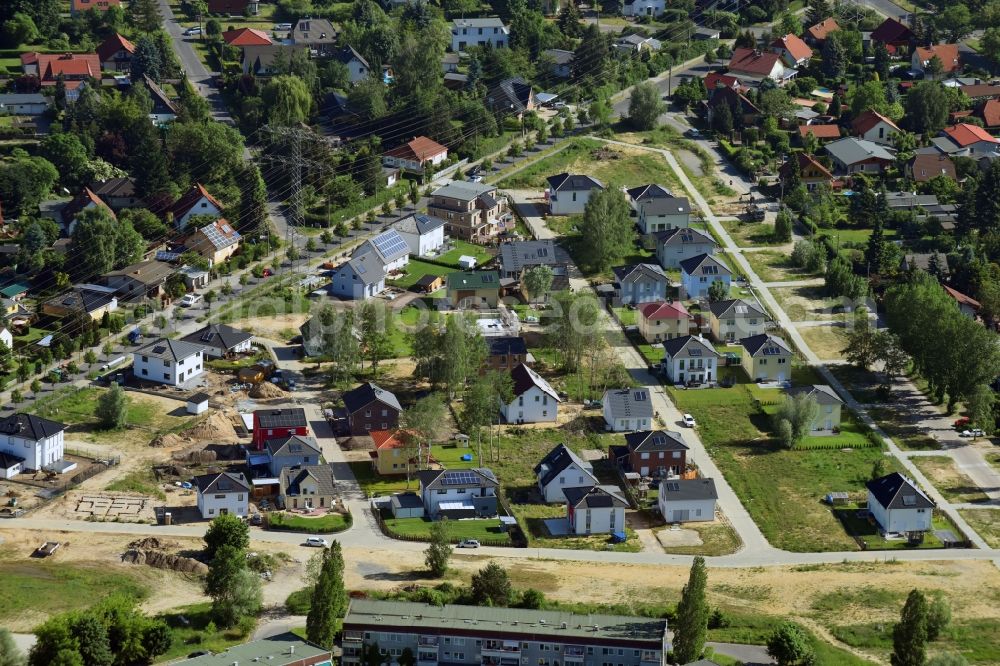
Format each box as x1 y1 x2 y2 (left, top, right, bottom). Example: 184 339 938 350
976 99 1000 128
222 27 272 47
852 109 900 145
703 72 742 92
369 430 417 476
638 300 691 344
96 33 135 73
799 124 841 142
61 188 116 235
912 44 960 78
770 33 813 67
170 183 223 230
382 136 448 173
71 0 121 15
943 285 981 318
870 17 913 52
806 17 839 44
727 48 794 85
21 53 101 102
940 123 1000 158
780 153 840 191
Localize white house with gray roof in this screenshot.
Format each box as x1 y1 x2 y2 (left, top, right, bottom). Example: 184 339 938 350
451 17 509 51
787 384 843 432
661 334 719 385
195 471 250 519
612 263 669 305
417 468 500 518
0 413 68 476
535 443 600 503
602 388 654 432
353 228 410 272
181 323 253 358
392 213 445 256
658 478 718 523
133 338 205 387
825 137 896 174
333 45 369 83
265 435 322 476
866 472 934 535
565 485 629 535
631 189 691 234
546 173 604 215
680 253 732 299
655 228 717 269
501 363 561 424
331 253 386 300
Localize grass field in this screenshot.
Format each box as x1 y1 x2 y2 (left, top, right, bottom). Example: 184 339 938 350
720 219 781 247
656 519 743 556
434 240 494 268
268 511 351 534
959 508 1000 547
744 250 821 283
352 444 479 496
911 456 991 504
510 503 641 552
771 285 850 322
382 516 511 544
834 503 953 550
105 468 166 500
798 324 850 361
501 138 673 191
157 602 251 661
829 617 1000 665
387 259 455 290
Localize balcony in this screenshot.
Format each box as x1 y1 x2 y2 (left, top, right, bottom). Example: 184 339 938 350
482 642 520 656
343 631 363 643
640 651 660 664
418 636 440 647
563 647 585 661
481 657 520 666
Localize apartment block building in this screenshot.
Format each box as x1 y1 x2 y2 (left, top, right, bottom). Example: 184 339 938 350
342 600 668 666
427 182 512 243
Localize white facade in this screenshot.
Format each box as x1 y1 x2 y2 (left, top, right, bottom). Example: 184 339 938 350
133 349 204 387
345 57 369 83
867 491 933 533
662 350 716 384
549 188 594 216
451 20 509 52
501 385 559 424
658 496 716 523
0 429 64 473
638 209 690 235
197 488 248 519
382 150 448 173
568 503 625 535
538 462 597 503
420 484 497 515
623 0 665 16
858 120 898 145
681 266 731 299
175 196 221 231
656 238 715 269
397 224 444 256
0 327 11 350
330 265 385 300
603 407 652 433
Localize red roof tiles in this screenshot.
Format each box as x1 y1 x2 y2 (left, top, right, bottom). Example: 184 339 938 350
96 33 135 62
852 109 900 136
943 123 1000 147
806 18 840 42
639 301 690 321
384 136 448 163
770 33 813 63
799 124 841 140
223 28 273 47
728 48 783 76
914 44 961 73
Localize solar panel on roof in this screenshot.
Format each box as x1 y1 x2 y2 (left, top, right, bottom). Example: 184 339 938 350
902 494 916 506
442 471 480 485
482 274 494 282
200 331 217 342
763 346 782 355
152 345 166 354
357 263 367 274
372 231 408 259
633 390 647 401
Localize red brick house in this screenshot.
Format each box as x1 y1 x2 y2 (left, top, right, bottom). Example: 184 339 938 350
609 430 689 479
252 408 309 450
342 382 402 435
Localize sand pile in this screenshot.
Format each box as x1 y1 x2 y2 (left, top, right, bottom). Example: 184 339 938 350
182 412 239 442
249 381 285 399
128 537 176 550
121 549 208 574
149 433 186 448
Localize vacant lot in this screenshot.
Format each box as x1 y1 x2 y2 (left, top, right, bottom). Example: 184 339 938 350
720 219 781 247
744 250 819 283
911 456 990 504
799 325 850 361
771 285 850 322
960 509 1000 547
501 138 673 191
382 516 511 544
867 407 943 451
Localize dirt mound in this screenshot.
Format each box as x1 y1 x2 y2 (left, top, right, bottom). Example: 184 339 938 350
249 381 285 399
181 412 239 442
150 433 186 448
128 537 176 550
121 549 208 574
171 448 217 464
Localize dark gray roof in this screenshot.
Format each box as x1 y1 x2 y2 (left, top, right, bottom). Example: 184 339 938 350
291 18 337 44
0 413 67 440
542 48 575 65
787 384 843 404
659 478 718 502
534 443 596 487
623 430 688 453
740 333 792 356
431 181 497 201
679 253 731 276
182 323 253 353
391 492 423 509
334 45 368 68
510 363 559 401
342 382 403 414
417 467 499 490
825 137 894 165
708 298 765 318
602 388 654 420
453 17 507 28
0 93 47 104
547 172 604 192
488 336 527 356
49 286 116 314
280 464 336 497
654 227 714 248
91 177 136 199
187 392 211 404
866 472 934 511
266 435 321 458
627 184 673 201
884 192 939 209
393 213 445 236
612 263 667 285
563 485 628 508
662 335 719 360
0 451 25 469
903 252 950 272
135 338 204 362
256 408 307 429
499 240 570 273
343 252 387 285
487 76 534 113
194 471 250 494
641 196 691 216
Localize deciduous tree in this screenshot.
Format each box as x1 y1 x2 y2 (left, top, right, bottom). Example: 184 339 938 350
96 384 128 430
766 623 815 666
627 82 665 131
425 517 451 577
578 187 632 272
470 562 512 606
891 589 929 666
203 512 250 559
672 557 708 663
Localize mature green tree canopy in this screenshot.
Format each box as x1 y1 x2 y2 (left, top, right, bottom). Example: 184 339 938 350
905 82 950 135
96 384 128 430
306 542 348 648
627 82 665 131
578 187 633 272
262 75 312 126
0 154 58 216
892 590 929 666
767 623 815 666
203 512 250 559
673 557 709 663
425 517 452 577
471 562 513 606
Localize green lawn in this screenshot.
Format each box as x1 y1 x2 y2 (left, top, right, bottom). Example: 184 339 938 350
959 509 1000 548
352 444 478 497
656 519 743 556
829 618 1000 665
720 219 782 248
382 516 511 544
511 502 640 552
105 468 166 500
157 602 251 662
434 240 494 268
267 511 351 534
744 250 821 283
834 503 953 550
611 306 638 326
387 259 455 290
771 285 851 322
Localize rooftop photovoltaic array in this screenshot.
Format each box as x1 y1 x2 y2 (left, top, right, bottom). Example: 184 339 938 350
633 390 647 402
258 409 307 428
373 230 408 258
763 346 782 355
201 220 238 248
442 471 481 486
200 331 217 342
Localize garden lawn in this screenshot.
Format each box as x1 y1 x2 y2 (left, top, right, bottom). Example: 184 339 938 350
655 519 742 556
157 603 250 661
959 508 1000 547
386 259 455 290
798 324 850 361
833 503 952 550
268 511 351 533
105 468 166 500
911 456 990 504
382 516 511 544
352 444 479 497
744 250 820 283
720 219 782 248
434 240 494 268
511 503 641 552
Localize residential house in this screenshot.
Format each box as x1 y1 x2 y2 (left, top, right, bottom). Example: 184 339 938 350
615 34 662 54
627 184 691 234
329 45 369 83
392 213 445 257
382 136 448 174
654 228 717 269
498 239 570 291
0 93 49 115
290 18 337 56
171 183 223 231
486 77 536 117
96 32 135 72
661 335 719 385
798 124 842 143
623 0 665 16
787 384 843 432
612 263 669 306
181 323 253 358
179 265 209 291
727 48 794 85
680 253 732 300
564 486 629 535
825 137 895 174
61 187 115 236
535 443 600 503
441 53 460 73
71 0 121 16
240 44 308 75
611 430 688 479
352 228 410 273
222 27 272 47
870 17 913 52
451 17 509 51
0 326 11 351
944 284 981 317
330 253 386 300
42 284 117 320
279 464 337 510
22 53 101 102
343 382 402 435
693 26 721 40
252 408 308 449
780 153 839 191
341 600 669 666
852 109 900 145
500 363 560 424
0 414 67 477
905 153 957 183
446 270 500 308
770 33 813 67
912 44 960 78
939 123 1000 158
658 478 718 523
976 99 1000 128
602 388 654 432
172 634 329 666
901 252 949 274
103 259 174 302
866 472 934 535
541 49 574 78
708 298 767 342
369 430 416 476
486 336 530 372
0 284 28 302
417 468 499 518
546 173 604 216
207 0 260 13
133 338 205 387
806 17 840 44
705 85 761 127
194 471 250 519
91 177 142 211
739 333 793 382
428 181 510 243
638 300 691 344
265 435 322 476
187 218 241 267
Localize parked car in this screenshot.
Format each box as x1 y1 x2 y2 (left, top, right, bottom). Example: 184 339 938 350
274 23 292 30
304 537 329 547
180 293 202 307
685 128 702 139
183 26 202 35
456 539 480 548
682 413 697 428
954 417 970 429
961 429 985 438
